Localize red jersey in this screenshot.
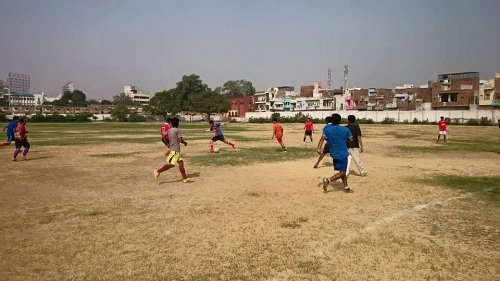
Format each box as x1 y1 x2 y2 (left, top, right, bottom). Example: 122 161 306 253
304 120 313 131
15 123 27 139
273 123 283 138
438 120 447 131
161 123 171 138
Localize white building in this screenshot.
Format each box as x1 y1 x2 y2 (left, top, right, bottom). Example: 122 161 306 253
62 82 74 94
123 85 150 105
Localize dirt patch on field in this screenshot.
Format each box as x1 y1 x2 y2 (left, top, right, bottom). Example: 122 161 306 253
0 123 499 280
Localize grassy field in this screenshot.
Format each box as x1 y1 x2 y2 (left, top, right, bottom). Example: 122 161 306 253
0 122 499 280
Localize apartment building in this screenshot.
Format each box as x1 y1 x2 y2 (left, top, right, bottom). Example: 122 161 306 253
228 95 257 117
431 72 479 110
479 73 500 109
393 84 432 111
123 85 150 105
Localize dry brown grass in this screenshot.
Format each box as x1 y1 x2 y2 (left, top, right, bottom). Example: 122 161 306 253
0 123 499 280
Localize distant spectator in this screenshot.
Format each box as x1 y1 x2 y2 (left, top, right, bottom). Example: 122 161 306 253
437 116 448 142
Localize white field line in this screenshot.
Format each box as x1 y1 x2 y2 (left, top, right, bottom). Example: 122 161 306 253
270 191 477 281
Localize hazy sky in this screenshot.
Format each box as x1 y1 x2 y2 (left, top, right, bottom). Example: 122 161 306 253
1 0 499 99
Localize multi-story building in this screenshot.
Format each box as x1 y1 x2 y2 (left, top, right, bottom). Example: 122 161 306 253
392 84 432 110
123 85 150 105
479 73 500 109
7 72 30 94
431 72 479 110
228 95 257 117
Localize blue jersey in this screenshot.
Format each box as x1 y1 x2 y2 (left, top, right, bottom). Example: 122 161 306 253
6 121 17 135
213 123 223 137
323 125 352 159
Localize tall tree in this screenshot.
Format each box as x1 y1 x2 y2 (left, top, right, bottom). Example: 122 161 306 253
222 80 255 98
176 74 209 110
112 93 134 106
53 90 87 106
187 90 230 120
145 89 182 119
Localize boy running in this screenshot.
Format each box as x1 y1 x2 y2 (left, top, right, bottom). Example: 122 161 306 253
346 115 367 176
12 118 30 161
1 116 19 147
153 117 193 183
317 113 354 193
313 116 332 168
207 120 236 153
272 117 287 152
303 118 314 143
437 116 447 142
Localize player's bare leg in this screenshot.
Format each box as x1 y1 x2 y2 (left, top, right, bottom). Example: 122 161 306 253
224 140 236 149
178 160 192 183
314 153 325 168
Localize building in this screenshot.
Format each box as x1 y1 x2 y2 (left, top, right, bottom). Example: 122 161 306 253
62 82 74 94
393 84 432 111
228 95 257 117
479 73 500 109
431 72 479 110
123 85 150 105
7 72 30 94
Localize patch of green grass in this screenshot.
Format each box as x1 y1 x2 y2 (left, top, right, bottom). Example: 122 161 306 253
190 146 316 166
397 139 500 154
412 175 500 201
90 152 139 158
32 137 159 146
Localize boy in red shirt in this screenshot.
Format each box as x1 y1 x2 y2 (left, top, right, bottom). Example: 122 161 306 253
272 117 287 152
437 116 448 142
12 118 30 161
303 118 314 143
160 116 172 147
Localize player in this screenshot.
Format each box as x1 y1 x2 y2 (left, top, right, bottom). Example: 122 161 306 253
0 116 19 147
12 118 30 161
272 117 287 152
317 113 354 193
303 117 314 143
313 116 332 168
153 117 193 183
207 120 236 153
437 116 448 142
160 116 172 147
346 115 367 176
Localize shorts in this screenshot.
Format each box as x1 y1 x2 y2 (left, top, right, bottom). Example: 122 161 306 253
275 136 283 143
305 130 312 136
439 131 447 135
211 135 226 142
322 143 330 155
15 138 30 149
165 150 183 166
333 157 349 172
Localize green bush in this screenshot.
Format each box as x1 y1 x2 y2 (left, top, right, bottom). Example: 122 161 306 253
128 113 147 122
0 112 9 122
381 117 396 124
28 113 93 123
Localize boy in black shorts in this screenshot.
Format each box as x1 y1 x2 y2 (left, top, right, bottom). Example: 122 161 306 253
207 120 236 153
313 116 332 168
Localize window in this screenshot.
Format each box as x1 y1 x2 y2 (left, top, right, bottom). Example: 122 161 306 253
450 93 458 102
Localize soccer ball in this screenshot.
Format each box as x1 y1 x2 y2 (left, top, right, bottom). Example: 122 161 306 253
213 147 220 153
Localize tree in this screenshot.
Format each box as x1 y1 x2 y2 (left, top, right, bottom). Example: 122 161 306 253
112 93 134 106
145 74 210 119
176 74 209 110
53 90 87 106
100 99 112 105
221 80 255 98
71 90 87 106
110 104 130 122
187 90 230 120
145 89 182 119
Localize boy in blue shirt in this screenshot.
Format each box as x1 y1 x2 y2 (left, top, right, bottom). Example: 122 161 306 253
0 116 19 147
316 113 354 193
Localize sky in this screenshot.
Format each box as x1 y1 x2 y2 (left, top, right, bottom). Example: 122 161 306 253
1 0 499 99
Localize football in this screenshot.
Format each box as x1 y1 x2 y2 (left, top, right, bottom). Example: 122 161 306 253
213 147 220 153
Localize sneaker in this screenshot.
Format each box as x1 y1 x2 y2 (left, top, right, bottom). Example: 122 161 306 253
153 170 159 182
322 178 330 192
11 158 16 162
182 178 193 183
360 172 367 177
21 156 28 161
343 187 354 193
